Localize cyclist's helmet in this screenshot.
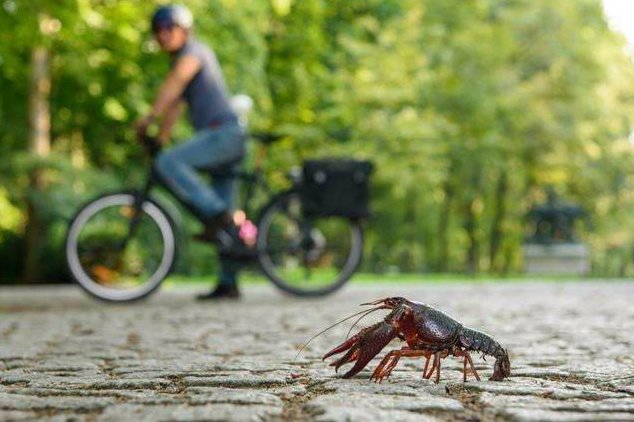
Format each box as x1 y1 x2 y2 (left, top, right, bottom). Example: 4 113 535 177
151 5 193 32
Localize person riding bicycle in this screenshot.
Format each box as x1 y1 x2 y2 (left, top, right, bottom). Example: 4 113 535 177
135 4 249 300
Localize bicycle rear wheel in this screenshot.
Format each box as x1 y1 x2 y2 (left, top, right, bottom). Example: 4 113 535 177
257 191 363 296
65 192 177 302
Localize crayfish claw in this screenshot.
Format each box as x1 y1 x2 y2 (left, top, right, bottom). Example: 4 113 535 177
341 322 396 378
330 348 360 372
323 321 397 379
323 325 374 361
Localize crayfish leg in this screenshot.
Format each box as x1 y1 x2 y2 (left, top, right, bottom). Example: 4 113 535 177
371 352 400 383
453 348 481 382
423 352 439 381
420 350 433 379
371 347 432 383
423 350 450 383
435 352 442 384
465 352 481 382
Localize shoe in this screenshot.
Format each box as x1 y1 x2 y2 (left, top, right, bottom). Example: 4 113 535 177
194 213 232 243
196 284 240 300
216 225 257 258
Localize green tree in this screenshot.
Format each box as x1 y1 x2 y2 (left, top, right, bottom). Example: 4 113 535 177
2 0 634 281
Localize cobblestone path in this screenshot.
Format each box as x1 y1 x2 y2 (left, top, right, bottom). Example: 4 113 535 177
1 281 633 421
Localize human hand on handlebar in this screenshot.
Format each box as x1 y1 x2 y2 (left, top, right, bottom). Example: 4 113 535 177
134 113 156 140
137 134 162 157
134 113 165 156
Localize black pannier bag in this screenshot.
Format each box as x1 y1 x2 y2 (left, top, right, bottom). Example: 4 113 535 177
301 159 374 218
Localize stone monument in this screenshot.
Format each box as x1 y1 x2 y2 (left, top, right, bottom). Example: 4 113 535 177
523 189 590 275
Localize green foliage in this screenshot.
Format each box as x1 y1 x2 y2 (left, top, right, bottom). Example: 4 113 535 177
1 0 634 281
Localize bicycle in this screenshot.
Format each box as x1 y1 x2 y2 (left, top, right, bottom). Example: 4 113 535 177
64 132 369 302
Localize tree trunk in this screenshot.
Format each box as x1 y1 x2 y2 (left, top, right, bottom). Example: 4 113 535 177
489 170 508 273
437 162 455 272
22 47 51 283
464 199 479 275
403 187 419 271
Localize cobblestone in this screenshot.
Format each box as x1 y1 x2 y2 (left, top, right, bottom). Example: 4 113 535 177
1 281 633 421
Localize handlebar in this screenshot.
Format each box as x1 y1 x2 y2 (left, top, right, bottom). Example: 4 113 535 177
249 132 286 145
138 131 285 158
139 134 162 158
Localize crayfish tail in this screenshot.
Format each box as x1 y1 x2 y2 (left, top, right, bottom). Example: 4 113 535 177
490 349 511 381
459 327 511 381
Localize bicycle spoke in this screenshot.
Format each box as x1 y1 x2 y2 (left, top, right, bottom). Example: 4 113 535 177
257 191 363 296
66 193 176 302
303 263 312 281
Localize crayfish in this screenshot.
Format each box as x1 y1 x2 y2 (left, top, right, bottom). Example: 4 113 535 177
321 297 511 383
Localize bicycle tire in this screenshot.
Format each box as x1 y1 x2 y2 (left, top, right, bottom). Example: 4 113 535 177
257 190 363 297
65 191 178 302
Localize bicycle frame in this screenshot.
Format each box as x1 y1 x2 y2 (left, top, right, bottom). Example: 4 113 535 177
67 133 365 300
127 136 277 247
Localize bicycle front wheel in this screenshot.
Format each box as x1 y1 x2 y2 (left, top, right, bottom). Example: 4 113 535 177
65 192 177 302
257 191 363 296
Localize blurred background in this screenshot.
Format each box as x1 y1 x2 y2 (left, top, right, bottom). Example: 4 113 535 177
2 0 634 284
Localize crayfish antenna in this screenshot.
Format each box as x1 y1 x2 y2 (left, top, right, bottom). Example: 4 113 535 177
294 307 383 361
345 307 384 340
360 298 390 306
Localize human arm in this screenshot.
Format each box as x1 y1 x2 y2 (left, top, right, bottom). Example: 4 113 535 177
135 54 201 138
157 100 184 143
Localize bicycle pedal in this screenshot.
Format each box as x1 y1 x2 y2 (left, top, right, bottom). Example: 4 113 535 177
215 229 235 248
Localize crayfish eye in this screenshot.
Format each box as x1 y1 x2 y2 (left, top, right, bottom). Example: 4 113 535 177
385 298 400 307
394 297 407 307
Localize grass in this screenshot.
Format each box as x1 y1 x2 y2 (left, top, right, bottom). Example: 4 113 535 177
162 271 596 288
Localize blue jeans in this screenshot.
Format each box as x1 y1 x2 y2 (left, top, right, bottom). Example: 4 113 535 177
154 123 246 219
154 122 246 286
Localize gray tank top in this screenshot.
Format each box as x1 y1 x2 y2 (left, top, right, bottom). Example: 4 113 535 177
172 38 237 130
